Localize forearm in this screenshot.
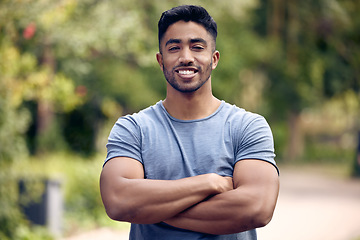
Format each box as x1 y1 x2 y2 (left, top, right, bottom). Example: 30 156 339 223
100 172 231 224
165 185 278 235
164 189 254 234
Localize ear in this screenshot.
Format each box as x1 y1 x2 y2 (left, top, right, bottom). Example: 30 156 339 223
156 52 164 71
212 50 220 70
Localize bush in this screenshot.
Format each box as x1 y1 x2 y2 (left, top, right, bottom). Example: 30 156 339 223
0 166 54 240
0 98 30 164
3 152 128 238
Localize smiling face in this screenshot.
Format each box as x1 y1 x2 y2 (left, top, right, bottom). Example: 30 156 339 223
156 21 219 93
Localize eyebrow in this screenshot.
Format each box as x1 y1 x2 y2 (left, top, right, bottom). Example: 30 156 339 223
165 38 208 47
190 38 208 45
165 39 181 47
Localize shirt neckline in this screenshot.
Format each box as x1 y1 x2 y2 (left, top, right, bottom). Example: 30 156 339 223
159 100 225 123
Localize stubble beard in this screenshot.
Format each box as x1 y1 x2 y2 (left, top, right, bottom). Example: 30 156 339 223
162 62 213 93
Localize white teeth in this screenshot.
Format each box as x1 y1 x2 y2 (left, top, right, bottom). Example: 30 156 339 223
178 70 195 75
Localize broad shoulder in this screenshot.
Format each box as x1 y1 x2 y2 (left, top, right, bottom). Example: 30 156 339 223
116 101 164 126
221 102 267 128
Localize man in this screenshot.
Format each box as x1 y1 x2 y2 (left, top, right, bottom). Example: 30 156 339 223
100 5 279 240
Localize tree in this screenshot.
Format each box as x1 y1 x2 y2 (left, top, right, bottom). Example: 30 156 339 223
0 0 86 156
0 0 165 155
252 0 360 160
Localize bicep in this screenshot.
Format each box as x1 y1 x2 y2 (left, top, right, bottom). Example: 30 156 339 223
101 157 144 180
233 159 278 188
233 159 279 217
100 157 144 211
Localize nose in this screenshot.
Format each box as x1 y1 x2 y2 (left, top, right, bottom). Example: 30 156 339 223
178 48 194 65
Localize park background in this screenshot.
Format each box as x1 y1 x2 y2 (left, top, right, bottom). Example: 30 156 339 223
1 0 359 239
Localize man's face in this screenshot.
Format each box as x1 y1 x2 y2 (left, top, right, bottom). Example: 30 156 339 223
156 21 219 93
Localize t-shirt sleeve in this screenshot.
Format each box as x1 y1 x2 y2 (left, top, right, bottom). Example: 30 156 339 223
235 115 278 174
104 116 142 166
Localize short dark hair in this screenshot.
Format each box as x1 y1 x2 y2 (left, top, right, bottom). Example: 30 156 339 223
158 5 217 51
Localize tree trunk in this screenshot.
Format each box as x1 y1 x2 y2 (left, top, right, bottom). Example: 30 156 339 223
352 131 360 177
285 111 304 161
36 100 53 137
268 0 284 39
36 41 55 154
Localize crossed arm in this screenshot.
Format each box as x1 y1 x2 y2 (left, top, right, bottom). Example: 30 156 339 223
100 157 279 235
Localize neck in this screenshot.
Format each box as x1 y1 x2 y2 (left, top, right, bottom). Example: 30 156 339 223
163 81 221 120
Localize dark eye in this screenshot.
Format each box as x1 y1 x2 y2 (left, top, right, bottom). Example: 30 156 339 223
168 46 180 51
192 45 204 51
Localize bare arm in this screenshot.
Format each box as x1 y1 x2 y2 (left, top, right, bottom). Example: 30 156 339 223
164 159 279 235
99 157 233 224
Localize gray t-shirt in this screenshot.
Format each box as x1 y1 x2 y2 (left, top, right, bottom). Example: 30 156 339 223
105 100 277 240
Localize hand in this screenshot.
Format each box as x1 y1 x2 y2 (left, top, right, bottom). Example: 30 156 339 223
206 173 233 195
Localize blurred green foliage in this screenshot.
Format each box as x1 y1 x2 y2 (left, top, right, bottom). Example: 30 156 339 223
0 153 128 239
0 0 360 238
0 164 56 240
1 0 359 160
